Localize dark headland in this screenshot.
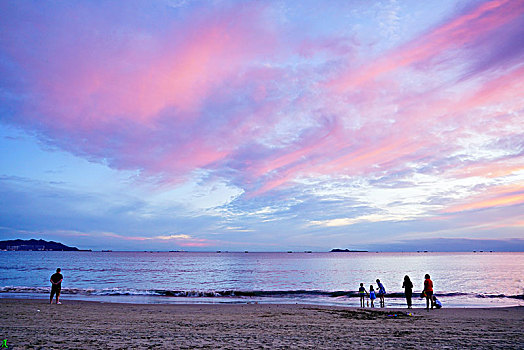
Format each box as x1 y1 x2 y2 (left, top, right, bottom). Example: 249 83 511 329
0 239 90 251
330 248 368 252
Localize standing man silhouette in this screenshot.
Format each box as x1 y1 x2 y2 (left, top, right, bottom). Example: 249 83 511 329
50 268 63 304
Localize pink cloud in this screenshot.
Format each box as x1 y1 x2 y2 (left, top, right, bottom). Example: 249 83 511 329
448 160 524 180
444 185 524 213
329 0 524 92
2 2 287 180
26 5 274 128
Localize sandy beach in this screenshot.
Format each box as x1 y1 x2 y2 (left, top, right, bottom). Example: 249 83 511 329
1 299 522 349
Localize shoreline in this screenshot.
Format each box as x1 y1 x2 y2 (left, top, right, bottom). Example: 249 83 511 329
2 298 523 349
1 292 521 309
3 295 523 308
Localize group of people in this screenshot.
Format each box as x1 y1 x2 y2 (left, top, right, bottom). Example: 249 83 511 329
358 279 387 308
358 274 442 310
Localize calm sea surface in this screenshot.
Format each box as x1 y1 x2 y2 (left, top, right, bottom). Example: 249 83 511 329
1 251 523 308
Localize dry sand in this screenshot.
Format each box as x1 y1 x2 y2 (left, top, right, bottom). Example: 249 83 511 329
0 299 522 349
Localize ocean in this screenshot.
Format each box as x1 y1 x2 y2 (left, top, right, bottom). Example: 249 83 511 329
1 251 522 308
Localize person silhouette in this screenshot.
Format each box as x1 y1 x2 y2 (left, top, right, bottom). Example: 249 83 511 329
423 274 434 310
50 268 63 304
402 275 413 309
376 279 386 307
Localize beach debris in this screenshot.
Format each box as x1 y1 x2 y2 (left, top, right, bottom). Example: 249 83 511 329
386 312 415 318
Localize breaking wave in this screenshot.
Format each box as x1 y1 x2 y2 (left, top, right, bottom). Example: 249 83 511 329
1 286 522 300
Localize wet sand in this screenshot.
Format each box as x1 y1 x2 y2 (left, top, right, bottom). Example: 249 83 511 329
1 299 522 349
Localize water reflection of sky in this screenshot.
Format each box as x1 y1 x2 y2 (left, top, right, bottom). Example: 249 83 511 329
2 252 523 298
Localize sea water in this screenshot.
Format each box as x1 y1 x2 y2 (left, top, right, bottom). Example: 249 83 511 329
1 251 522 308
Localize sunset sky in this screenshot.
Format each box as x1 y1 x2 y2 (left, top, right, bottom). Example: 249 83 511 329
1 0 523 251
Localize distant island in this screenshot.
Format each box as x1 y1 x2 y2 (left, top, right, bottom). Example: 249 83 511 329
330 248 368 252
0 239 89 251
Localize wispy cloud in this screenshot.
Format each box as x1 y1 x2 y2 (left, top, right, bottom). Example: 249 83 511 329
444 185 524 213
